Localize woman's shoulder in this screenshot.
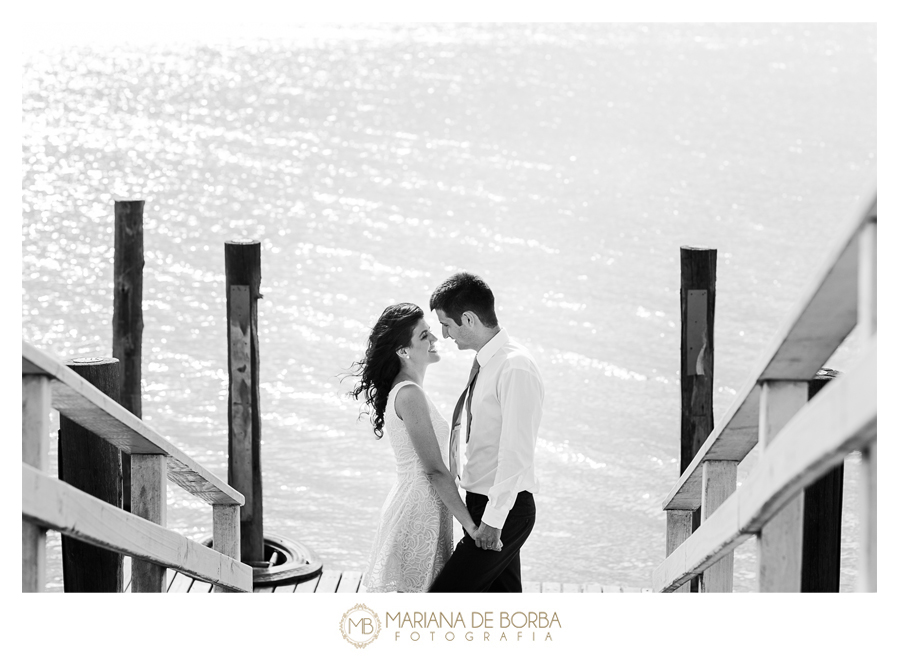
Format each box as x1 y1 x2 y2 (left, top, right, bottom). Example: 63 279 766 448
391 380 429 417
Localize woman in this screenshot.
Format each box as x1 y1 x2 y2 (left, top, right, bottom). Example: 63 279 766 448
349 303 478 592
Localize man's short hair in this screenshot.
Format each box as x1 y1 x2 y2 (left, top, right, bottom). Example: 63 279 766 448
429 272 498 328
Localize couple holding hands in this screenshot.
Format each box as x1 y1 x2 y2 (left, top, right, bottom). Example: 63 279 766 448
350 272 543 593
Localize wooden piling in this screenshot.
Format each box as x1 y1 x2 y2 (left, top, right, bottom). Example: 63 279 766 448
225 240 265 565
57 356 124 592
113 199 144 513
680 246 717 473
800 370 843 592
679 246 717 591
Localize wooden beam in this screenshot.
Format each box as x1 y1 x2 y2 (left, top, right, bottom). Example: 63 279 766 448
758 380 808 592
857 217 876 336
315 570 342 593
665 510 692 593
22 375 51 593
680 247 717 473
700 461 737 592
212 504 241 593
113 199 145 515
58 357 123 593
652 341 876 592
22 464 252 592
130 454 168 592
857 441 877 592
22 341 243 507
662 195 875 511
336 571 362 593
801 372 843 592
225 241 265 564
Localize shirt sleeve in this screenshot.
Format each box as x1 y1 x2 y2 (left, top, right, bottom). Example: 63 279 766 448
480 364 543 529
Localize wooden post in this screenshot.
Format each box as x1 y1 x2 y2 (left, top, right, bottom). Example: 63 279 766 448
680 246 716 591
800 370 843 592
212 505 242 593
22 375 51 592
665 511 692 593
699 461 737 592
130 454 167 592
757 380 808 592
57 357 124 592
225 240 265 565
856 216 876 592
113 199 144 514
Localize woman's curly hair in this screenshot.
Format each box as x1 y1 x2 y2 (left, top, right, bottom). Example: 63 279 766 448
348 303 424 438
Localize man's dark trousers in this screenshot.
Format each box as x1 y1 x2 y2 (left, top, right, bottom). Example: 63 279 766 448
428 491 535 592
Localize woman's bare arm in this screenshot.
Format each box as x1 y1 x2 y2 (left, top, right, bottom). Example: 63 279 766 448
394 384 479 538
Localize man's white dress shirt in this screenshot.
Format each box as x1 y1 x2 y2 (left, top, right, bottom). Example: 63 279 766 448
460 328 543 529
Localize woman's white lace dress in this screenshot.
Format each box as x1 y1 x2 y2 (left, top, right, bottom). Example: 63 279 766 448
362 381 453 592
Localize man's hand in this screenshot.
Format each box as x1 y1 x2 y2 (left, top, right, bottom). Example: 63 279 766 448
473 522 503 552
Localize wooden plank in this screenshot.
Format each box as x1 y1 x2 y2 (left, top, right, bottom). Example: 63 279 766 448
680 250 717 474
273 582 297 593
541 582 561 593
123 556 132 591
662 195 875 511
857 217 876 336
584 583 602 593
700 461 737 592
22 375 51 593
801 374 844 592
130 454 168 593
22 341 243 507
22 464 253 592
212 504 241 593
857 442 877 592
22 375 51 470
600 585 623 593
759 494 804 592
294 576 321 593
168 572 192 593
665 510 692 593
758 381 809 593
315 570 342 593
562 583 582 593
336 571 362 593
226 262 265 563
653 341 876 592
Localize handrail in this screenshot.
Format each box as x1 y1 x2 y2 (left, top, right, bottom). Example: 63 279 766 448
662 194 876 511
22 340 252 592
22 341 243 506
652 339 876 592
22 464 252 592
656 188 877 593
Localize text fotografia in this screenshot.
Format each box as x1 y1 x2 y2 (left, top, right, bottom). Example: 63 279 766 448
386 611 561 642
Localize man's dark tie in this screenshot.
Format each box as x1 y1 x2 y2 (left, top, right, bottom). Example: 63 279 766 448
449 358 480 481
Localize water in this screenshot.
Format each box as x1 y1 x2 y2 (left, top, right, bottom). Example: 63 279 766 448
21 23 876 592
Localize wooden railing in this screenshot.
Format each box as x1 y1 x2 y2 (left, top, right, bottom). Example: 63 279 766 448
22 341 253 593
653 192 877 593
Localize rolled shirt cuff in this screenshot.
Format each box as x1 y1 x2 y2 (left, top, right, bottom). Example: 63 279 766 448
480 505 509 530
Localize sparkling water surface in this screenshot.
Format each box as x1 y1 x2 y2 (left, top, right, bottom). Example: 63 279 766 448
21 23 876 592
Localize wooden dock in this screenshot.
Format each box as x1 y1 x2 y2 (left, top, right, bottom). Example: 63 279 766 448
121 558 651 593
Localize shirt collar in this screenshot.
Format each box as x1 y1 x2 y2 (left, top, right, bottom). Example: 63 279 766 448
476 327 508 367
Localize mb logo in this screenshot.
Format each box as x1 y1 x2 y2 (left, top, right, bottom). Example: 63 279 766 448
340 603 382 648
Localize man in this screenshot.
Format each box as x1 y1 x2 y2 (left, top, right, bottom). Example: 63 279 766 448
427 272 543 592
